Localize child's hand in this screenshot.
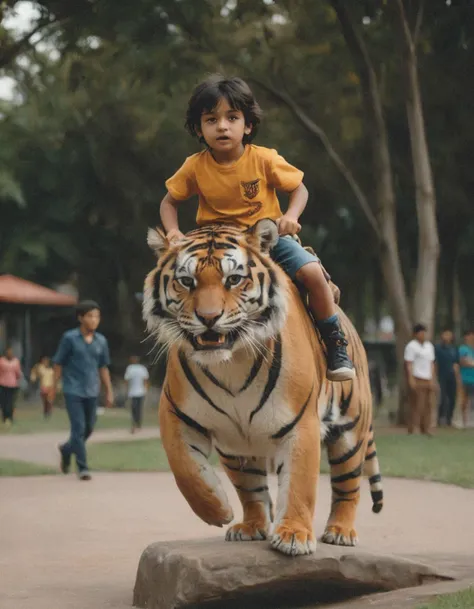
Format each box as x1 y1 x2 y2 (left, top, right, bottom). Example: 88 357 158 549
276 214 301 236
166 229 185 244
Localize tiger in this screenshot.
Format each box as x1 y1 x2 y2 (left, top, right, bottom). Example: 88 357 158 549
143 219 383 556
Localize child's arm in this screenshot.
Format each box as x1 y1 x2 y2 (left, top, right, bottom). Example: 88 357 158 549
160 192 185 242
277 182 309 236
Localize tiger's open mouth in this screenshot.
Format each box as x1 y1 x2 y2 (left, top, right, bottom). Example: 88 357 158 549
190 329 238 351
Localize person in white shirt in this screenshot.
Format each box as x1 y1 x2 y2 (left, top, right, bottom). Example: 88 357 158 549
124 356 149 434
404 323 437 436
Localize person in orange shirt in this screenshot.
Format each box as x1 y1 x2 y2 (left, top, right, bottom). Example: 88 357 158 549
160 75 354 381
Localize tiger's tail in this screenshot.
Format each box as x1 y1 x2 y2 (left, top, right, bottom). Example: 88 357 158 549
364 424 383 514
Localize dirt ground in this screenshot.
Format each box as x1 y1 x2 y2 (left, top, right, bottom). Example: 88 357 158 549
2 471 474 609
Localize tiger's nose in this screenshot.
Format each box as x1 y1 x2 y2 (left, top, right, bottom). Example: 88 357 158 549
196 310 224 328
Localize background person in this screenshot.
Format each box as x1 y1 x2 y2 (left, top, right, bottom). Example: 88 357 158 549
51 300 114 481
404 324 437 436
124 355 149 434
0 346 22 428
459 329 474 428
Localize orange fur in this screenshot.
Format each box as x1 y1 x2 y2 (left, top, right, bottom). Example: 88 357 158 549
144 221 383 555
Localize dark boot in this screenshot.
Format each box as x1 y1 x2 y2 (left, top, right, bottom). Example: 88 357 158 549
317 316 355 382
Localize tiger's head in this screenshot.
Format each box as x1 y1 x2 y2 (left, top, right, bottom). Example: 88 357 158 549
143 219 289 364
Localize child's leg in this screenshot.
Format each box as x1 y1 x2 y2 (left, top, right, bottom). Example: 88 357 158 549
271 236 355 382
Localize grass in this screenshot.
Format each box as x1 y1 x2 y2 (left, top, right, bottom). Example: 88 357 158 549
86 428 474 490
417 588 474 608
0 459 56 476
364 427 474 489
0 402 158 435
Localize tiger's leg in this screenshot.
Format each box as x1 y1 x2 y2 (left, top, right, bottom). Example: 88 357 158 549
271 411 320 556
218 451 273 541
322 430 367 546
159 389 233 527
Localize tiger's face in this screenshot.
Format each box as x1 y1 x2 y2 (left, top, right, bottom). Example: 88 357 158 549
143 219 288 364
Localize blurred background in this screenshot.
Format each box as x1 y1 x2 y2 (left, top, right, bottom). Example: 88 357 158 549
1 0 473 419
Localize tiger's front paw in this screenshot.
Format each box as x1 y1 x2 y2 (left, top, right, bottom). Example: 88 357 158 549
271 520 316 556
322 524 358 547
225 521 269 542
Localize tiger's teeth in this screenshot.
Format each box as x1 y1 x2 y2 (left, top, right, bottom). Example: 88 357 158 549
218 335 225 344
196 336 205 345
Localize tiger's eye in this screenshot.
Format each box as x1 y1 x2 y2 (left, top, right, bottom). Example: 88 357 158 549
178 276 194 289
227 274 242 287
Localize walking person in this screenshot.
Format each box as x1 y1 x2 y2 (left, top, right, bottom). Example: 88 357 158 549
404 324 437 436
434 329 459 426
459 329 474 428
124 355 149 434
30 355 55 418
51 300 114 480
0 346 22 428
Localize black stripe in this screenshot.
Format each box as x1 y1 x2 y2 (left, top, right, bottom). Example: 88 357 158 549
183 242 210 253
234 484 269 493
271 384 314 439
215 446 240 460
179 351 232 421
325 414 361 444
224 463 267 476
213 242 237 250
367 438 374 447
276 462 284 475
331 462 363 484
189 444 209 459
267 267 277 299
332 486 360 496
239 352 264 393
322 385 334 422
164 387 209 438
340 385 354 416
199 366 234 396
371 490 383 502
369 474 382 485
249 336 282 424
328 439 364 466
333 497 352 504
365 450 377 461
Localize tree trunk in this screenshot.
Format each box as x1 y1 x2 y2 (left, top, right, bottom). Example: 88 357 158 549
395 0 440 337
332 0 412 422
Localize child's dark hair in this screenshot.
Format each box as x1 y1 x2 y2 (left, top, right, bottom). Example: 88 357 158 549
185 74 262 144
76 300 100 318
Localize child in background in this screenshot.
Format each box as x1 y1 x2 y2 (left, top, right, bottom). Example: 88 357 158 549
124 355 149 434
30 355 55 418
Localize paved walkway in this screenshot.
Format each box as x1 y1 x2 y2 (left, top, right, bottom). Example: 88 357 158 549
0 427 160 466
1 472 474 609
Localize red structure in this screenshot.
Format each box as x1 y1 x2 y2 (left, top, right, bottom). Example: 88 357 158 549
0 275 77 374
0 275 77 306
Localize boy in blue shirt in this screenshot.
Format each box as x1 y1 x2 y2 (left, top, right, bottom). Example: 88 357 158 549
52 300 114 480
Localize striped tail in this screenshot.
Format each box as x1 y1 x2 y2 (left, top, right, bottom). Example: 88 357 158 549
364 424 383 513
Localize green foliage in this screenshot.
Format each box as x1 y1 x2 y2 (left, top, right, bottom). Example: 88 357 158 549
0 0 473 353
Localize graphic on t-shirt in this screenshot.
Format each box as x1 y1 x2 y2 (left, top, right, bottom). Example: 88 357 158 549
240 179 260 200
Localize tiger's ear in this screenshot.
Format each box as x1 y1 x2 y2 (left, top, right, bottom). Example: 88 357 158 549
247 219 279 254
147 227 168 258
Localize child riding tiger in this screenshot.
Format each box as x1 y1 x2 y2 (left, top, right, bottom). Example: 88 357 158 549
160 74 354 382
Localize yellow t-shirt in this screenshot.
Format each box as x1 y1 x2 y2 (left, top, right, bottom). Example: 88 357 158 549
165 144 304 228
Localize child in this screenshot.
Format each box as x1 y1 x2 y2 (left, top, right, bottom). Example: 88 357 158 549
124 355 149 434
160 75 354 381
30 355 55 418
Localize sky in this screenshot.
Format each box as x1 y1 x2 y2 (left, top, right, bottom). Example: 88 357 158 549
0 1 39 99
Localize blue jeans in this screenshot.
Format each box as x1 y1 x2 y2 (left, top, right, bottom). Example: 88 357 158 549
270 236 319 280
61 394 97 472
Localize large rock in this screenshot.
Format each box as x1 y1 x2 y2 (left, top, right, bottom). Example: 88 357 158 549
133 538 452 609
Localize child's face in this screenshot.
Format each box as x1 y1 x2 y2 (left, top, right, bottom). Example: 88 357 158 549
198 98 251 152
